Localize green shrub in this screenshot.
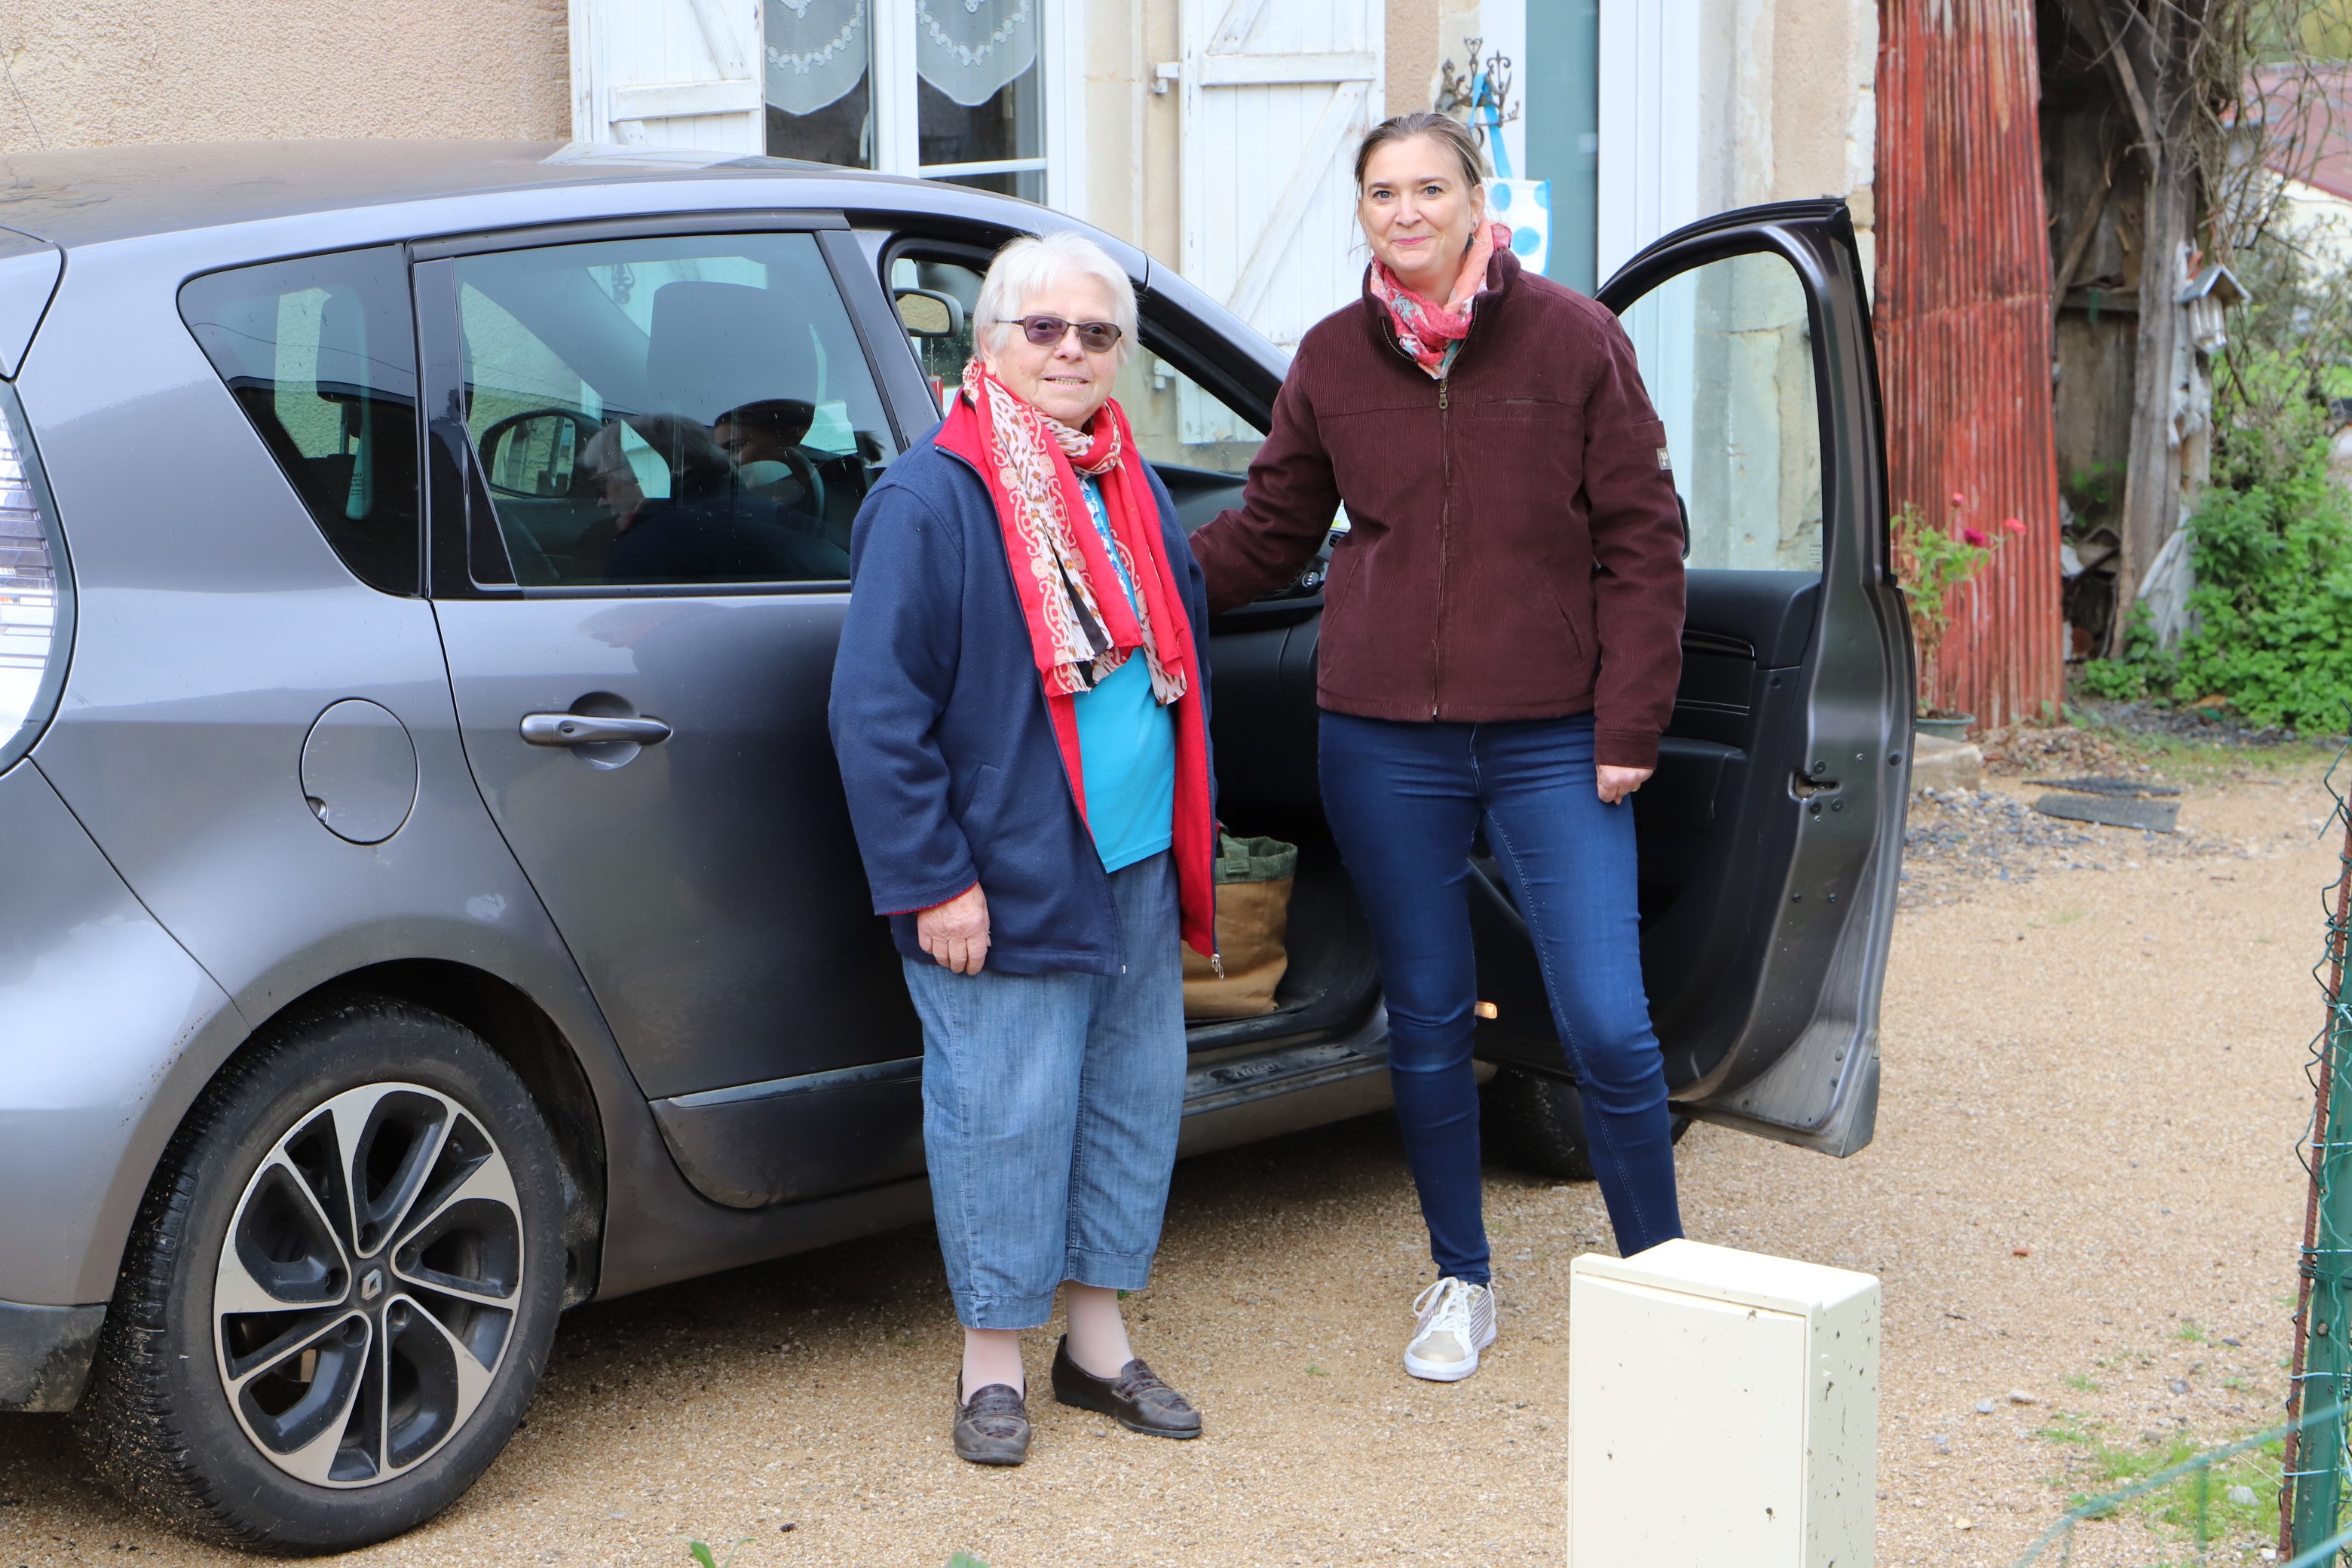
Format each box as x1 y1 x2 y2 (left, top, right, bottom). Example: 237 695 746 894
2086 230 2350 736
2080 603 2174 701
2171 449 2352 733
2078 653 2151 700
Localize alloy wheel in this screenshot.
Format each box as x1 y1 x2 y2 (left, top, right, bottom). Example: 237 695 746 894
212 1082 524 1487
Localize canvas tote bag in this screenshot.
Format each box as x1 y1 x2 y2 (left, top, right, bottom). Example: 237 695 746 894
1181 832 1297 1018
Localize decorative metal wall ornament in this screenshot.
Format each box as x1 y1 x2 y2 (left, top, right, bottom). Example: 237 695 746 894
915 0 1037 109
765 0 868 117
1434 39 1519 158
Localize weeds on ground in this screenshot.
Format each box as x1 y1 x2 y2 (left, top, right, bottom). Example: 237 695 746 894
684 1539 755 1568
2106 725 2338 786
2035 1409 2282 1548
2030 704 2341 788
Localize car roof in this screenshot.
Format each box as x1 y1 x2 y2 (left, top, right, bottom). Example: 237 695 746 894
0 136 1290 402
0 139 946 248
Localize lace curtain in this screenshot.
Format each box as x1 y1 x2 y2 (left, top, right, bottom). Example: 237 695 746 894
766 0 868 117
915 0 1037 109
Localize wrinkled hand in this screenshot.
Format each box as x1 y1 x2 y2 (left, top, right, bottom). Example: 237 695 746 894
917 884 991 975
1597 765 1653 806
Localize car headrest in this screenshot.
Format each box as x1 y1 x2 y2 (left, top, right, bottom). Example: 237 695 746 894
646 280 817 424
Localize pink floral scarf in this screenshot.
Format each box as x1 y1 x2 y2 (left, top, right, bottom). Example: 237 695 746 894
1369 221 1511 378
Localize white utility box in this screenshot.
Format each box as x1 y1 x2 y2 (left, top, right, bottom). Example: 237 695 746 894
1568 1239 1879 1568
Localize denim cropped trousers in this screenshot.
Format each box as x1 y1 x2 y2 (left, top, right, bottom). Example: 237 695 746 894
1319 712 1685 1282
902 850 1187 1331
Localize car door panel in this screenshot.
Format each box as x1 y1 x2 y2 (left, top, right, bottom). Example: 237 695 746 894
645 1058 925 1209
1470 202 1906 1157
421 228 929 1210
431 595 912 1102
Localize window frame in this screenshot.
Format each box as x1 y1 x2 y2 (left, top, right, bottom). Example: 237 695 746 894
768 1 1086 212
412 214 923 602
1603 231 1835 580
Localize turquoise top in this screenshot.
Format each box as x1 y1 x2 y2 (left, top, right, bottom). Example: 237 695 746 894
1071 477 1176 872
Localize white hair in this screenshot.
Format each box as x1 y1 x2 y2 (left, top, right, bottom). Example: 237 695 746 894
974 230 1139 368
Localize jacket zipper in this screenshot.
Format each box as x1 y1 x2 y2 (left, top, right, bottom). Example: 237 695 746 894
1433 373 1450 718
1365 275 1493 721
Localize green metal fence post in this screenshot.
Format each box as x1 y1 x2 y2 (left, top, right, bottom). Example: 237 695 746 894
2286 742 2352 1560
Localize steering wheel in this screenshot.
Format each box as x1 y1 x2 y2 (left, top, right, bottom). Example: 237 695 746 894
476 409 608 497
749 446 826 523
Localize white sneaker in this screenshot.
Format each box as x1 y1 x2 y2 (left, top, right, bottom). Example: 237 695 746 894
1404 1276 1497 1383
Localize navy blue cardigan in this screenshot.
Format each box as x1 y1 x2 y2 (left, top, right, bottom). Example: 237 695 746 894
828 431 1216 976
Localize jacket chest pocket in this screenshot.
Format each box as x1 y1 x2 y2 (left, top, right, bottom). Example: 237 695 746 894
1319 400 1435 456
1464 396 1578 428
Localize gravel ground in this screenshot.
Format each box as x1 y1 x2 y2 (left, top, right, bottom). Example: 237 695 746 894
1 757 2344 1568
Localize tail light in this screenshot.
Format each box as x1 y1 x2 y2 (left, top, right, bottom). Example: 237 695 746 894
0 386 68 774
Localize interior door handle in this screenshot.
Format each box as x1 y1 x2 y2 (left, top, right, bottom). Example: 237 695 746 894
520 713 673 746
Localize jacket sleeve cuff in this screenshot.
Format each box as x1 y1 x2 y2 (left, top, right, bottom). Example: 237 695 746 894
1595 729 1661 771
881 880 978 918
874 871 979 918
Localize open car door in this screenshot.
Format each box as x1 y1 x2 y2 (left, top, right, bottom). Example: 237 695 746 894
1469 201 1912 1157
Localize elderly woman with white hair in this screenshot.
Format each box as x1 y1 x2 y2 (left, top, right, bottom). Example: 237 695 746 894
828 231 1217 1465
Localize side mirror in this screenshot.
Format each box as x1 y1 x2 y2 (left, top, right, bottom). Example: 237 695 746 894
894 287 965 338
482 412 583 499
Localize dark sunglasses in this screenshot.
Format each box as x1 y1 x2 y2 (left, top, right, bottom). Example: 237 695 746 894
1014 314 1124 353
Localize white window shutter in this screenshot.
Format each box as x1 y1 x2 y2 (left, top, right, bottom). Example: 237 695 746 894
571 0 766 155
1178 0 1383 354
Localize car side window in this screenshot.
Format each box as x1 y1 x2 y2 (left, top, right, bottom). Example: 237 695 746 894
452 232 899 589
881 250 1268 479
887 254 981 408
1111 350 1266 480
1619 250 1824 572
180 247 423 595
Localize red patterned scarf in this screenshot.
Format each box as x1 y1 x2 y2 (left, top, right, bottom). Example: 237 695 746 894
1369 221 1510 378
948 361 1186 700
933 360 1219 961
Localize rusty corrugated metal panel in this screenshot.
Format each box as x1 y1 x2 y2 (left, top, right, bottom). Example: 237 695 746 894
1876 0 2066 729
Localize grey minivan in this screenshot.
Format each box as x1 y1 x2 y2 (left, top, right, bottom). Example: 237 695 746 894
0 140 1909 1551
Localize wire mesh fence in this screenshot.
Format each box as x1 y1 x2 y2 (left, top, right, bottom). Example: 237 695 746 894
2281 728 2352 1560
2007 726 2350 1567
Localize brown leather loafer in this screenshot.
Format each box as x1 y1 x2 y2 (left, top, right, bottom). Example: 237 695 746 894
1049 1336 1202 1438
953 1379 1031 1465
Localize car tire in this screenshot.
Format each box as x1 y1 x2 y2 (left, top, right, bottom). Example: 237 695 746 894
72 997 566 1553
1481 1067 1692 1183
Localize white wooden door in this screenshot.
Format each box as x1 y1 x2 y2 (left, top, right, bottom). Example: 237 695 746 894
1178 0 1383 357
570 0 765 154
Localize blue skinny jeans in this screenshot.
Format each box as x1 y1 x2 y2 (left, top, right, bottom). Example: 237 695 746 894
1319 711 1685 1282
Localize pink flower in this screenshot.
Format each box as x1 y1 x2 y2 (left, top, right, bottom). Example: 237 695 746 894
1949 492 1968 507
2001 516 2026 535
1962 526 1991 548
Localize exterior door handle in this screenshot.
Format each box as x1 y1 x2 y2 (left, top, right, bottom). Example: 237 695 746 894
519 713 673 746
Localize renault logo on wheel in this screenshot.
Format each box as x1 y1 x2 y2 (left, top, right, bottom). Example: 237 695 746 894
360 1268 384 1303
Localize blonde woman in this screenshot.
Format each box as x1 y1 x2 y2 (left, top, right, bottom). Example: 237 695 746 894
1190 113 1689 1382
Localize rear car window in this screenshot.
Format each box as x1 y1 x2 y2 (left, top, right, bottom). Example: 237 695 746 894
181 247 422 595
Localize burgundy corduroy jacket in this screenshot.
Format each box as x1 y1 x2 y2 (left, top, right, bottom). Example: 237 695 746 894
1187 247 1686 770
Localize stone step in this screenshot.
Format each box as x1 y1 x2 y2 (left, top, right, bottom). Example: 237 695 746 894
1909 734 1983 794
